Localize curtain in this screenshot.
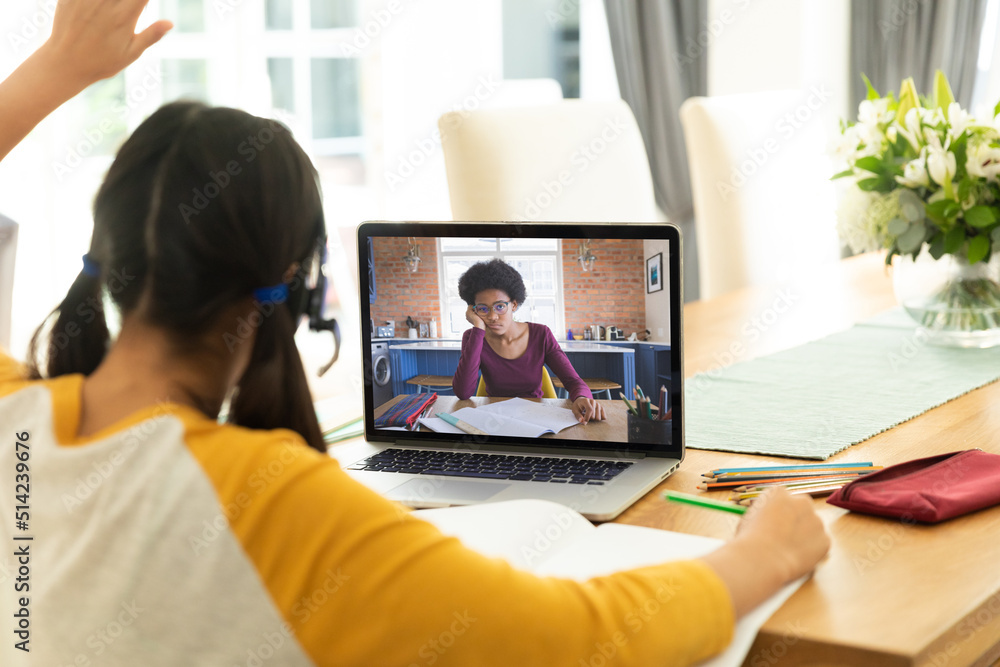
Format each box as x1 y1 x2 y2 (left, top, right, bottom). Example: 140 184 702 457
603 0 707 301
849 0 988 113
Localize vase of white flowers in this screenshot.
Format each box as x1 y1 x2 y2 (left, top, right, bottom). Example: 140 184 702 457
835 70 1000 347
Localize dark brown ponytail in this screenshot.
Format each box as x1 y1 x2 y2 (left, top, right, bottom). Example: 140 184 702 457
26 101 329 453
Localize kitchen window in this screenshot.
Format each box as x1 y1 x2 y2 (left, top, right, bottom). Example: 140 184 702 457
438 238 565 339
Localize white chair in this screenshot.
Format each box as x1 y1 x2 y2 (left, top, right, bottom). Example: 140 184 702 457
0 214 17 351
680 91 842 300
438 99 659 223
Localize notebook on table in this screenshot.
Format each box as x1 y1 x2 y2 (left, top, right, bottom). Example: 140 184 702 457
335 221 684 521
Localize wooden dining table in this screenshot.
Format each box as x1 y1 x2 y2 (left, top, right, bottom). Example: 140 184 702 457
620 252 1000 666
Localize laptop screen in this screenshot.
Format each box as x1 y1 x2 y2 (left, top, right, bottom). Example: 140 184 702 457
357 221 683 458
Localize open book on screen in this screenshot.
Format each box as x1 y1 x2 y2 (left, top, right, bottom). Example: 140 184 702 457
418 397 581 437
413 499 805 667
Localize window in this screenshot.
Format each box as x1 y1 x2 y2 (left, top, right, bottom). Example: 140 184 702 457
438 238 564 338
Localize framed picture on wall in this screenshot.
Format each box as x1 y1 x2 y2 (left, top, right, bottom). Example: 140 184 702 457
646 253 663 293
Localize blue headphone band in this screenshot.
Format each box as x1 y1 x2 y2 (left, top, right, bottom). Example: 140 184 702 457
81 254 100 277
253 283 289 305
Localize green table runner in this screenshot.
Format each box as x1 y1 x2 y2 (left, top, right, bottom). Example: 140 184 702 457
685 308 1000 459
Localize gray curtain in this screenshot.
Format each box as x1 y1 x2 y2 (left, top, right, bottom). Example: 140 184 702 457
850 0 988 113
604 0 707 301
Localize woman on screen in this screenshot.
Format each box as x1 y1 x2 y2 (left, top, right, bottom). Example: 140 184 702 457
0 3 830 665
452 259 606 423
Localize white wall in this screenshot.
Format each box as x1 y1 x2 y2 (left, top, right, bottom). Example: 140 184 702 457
643 238 671 343
707 0 850 130
370 0 504 222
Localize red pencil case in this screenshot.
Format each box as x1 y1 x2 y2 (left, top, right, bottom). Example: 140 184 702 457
826 450 1000 524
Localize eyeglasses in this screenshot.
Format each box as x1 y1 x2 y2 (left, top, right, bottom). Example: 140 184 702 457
473 301 512 317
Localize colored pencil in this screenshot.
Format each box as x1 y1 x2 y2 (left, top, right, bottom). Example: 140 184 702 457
619 392 639 416
698 472 873 490
705 462 875 477
708 467 883 481
663 490 747 515
435 412 488 436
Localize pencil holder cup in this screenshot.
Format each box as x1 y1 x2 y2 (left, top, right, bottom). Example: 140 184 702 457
627 413 671 445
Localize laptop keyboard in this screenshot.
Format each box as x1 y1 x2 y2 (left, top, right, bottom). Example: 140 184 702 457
347 448 633 484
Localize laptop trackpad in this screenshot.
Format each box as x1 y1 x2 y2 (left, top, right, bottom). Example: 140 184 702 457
387 478 509 504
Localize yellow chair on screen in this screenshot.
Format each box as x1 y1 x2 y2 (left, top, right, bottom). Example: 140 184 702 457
476 367 557 399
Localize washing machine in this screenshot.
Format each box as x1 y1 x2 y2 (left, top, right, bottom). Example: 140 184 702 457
370 342 393 408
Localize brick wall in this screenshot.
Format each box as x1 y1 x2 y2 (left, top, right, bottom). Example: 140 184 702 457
369 237 441 333
561 239 646 336
369 237 648 339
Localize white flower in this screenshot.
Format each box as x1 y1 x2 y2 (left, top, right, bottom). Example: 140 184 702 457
947 102 974 139
858 98 892 126
966 141 1000 180
836 186 881 254
887 125 898 143
925 140 957 186
896 152 931 188
895 107 924 150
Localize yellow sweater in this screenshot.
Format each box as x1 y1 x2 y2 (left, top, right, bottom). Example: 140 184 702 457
0 351 733 666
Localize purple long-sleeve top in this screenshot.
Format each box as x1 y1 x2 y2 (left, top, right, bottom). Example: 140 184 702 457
452 322 593 401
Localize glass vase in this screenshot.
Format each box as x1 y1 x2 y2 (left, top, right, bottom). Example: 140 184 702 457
892 249 1000 348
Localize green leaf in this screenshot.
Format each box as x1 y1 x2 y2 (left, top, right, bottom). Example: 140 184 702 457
925 199 962 226
933 70 955 113
957 177 973 203
964 205 998 228
854 156 883 174
861 73 880 101
944 226 966 253
831 168 855 180
857 177 882 192
897 221 926 253
994 98 1000 120
968 235 990 264
887 218 909 236
928 233 946 259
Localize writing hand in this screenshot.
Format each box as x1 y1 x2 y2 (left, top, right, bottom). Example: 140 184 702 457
572 397 606 423
465 305 486 330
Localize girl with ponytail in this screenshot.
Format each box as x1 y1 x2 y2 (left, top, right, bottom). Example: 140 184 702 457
0 2 831 665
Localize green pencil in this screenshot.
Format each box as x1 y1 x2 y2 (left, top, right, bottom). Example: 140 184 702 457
618 392 639 416
663 490 747 515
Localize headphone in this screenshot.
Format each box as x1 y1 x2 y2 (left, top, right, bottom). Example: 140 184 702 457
287 222 341 376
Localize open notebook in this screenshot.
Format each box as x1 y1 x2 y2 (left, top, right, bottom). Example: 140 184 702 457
413 499 804 667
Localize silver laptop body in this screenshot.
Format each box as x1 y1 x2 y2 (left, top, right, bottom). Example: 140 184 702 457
338 221 684 521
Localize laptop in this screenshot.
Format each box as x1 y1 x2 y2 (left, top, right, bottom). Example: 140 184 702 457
336 221 683 521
